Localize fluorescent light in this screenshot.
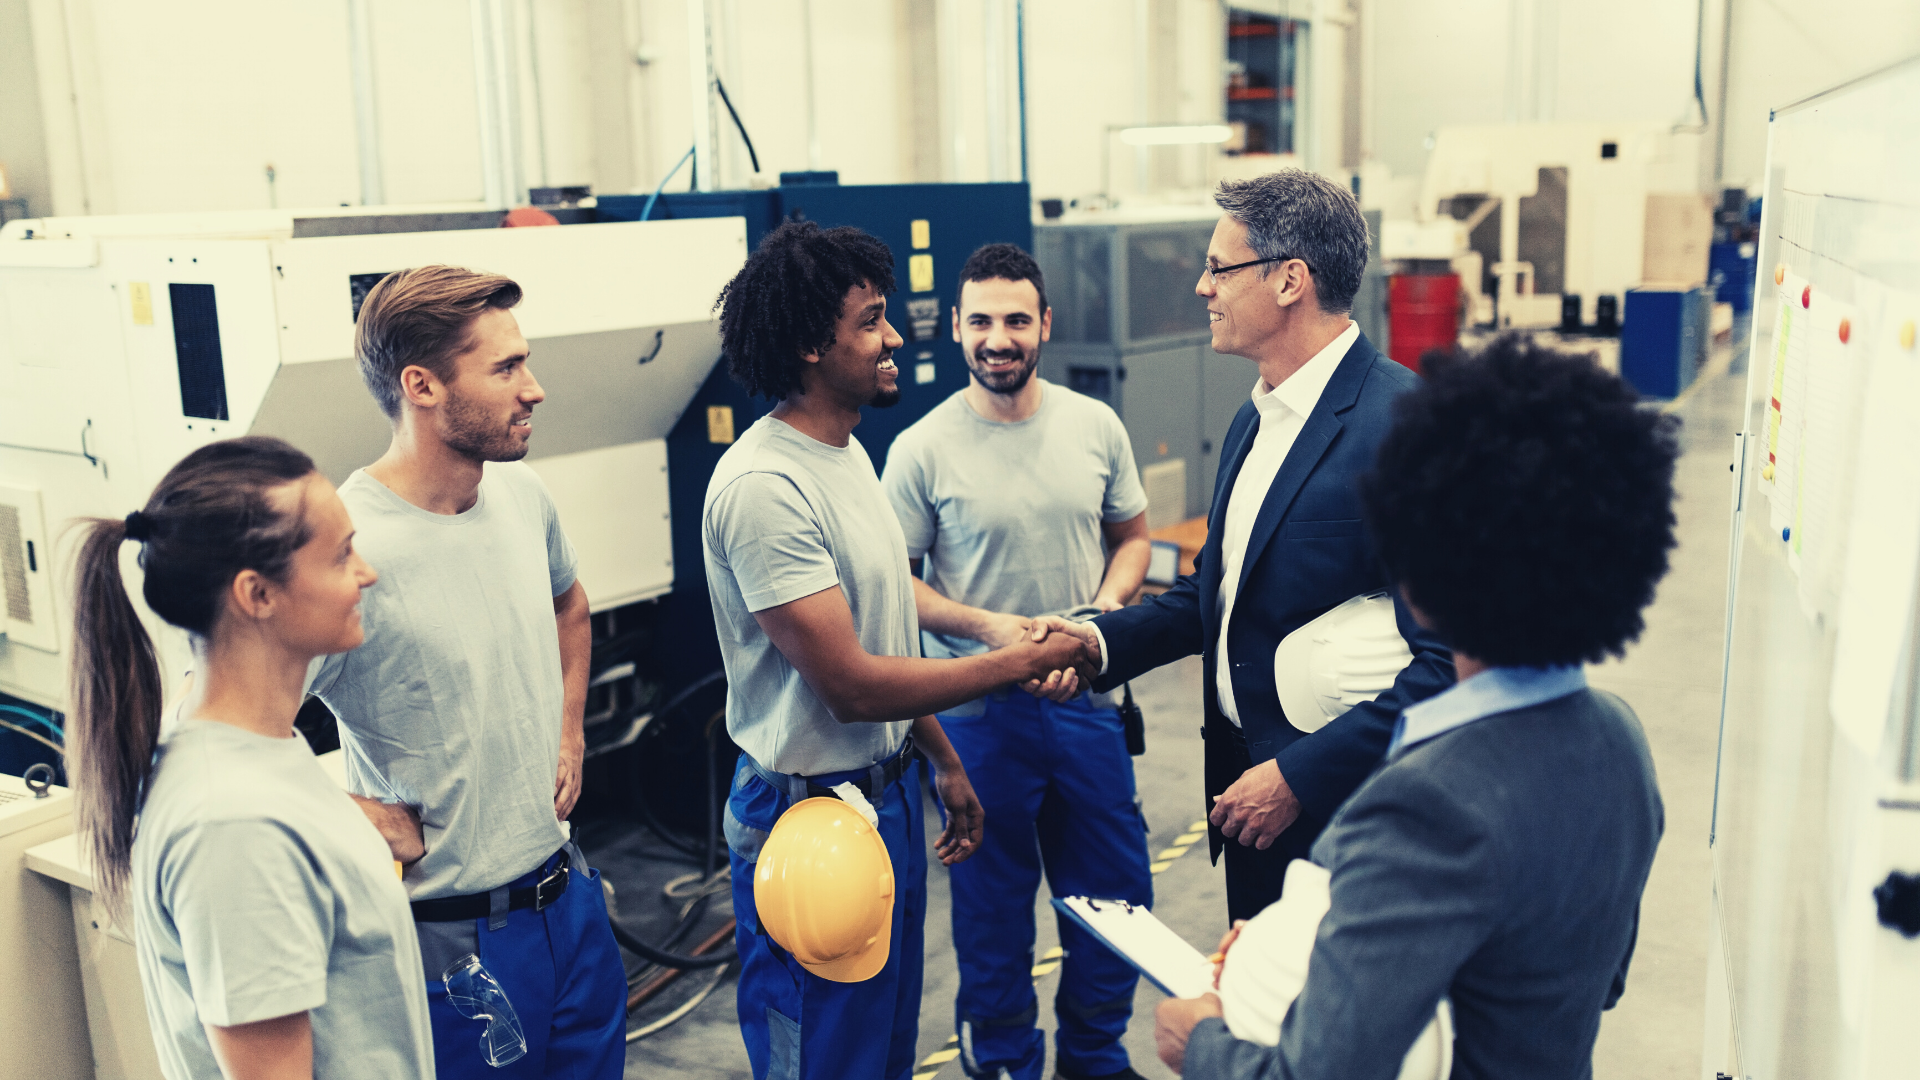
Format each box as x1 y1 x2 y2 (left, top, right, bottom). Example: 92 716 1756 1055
1117 125 1233 147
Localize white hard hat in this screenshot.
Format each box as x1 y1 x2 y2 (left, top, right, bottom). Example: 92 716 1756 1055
1218 859 1454 1079
1273 592 1413 734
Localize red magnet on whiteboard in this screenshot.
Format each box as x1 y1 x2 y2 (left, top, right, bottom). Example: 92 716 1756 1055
1775 264 1786 286
1838 318 1852 344
1802 285 1811 308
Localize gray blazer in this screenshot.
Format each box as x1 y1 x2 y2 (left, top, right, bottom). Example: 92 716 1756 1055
1184 688 1663 1080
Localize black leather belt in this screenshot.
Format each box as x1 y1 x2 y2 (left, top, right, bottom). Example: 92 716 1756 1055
742 733 920 803
410 850 571 923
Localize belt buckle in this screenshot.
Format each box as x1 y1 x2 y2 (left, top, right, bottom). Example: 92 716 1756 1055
533 864 568 911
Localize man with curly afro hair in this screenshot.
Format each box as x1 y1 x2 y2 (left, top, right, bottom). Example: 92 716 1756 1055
1158 333 1676 1080
703 221 1096 1080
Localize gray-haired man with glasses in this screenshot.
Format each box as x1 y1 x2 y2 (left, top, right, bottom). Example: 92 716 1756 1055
1027 170 1455 921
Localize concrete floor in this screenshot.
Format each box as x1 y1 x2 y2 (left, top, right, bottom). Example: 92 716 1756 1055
601 348 1745 1079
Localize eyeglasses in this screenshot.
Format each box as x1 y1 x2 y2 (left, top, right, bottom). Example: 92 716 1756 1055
1204 256 1313 284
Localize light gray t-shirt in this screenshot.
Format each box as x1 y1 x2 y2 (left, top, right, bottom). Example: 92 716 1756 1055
883 380 1148 669
307 463 576 900
703 415 916 775
132 720 434 1080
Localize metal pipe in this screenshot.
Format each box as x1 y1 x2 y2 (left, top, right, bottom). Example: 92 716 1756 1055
985 0 1007 181
525 0 550 188
801 0 820 170
495 0 527 203
347 0 386 206
471 0 507 207
686 0 717 191
1015 0 1028 184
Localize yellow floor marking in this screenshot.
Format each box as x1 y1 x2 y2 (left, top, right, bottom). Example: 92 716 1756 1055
1175 831 1207 845
1156 845 1191 861
920 1048 960 1066
946 1035 959 1045
1150 860 1174 873
1190 819 1209 832
1031 960 1061 977
1041 946 1064 960
914 1072 939 1080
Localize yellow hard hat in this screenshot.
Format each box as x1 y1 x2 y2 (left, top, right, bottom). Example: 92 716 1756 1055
754 797 895 983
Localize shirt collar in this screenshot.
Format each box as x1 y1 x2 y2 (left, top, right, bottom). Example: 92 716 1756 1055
1387 664 1587 757
1251 321 1360 420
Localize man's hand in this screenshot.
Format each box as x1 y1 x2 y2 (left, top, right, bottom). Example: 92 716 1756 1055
976 611 1032 651
926 753 985 865
555 727 585 820
350 794 427 865
1154 993 1224 1074
1021 616 1102 702
1208 759 1301 849
1211 920 1248 989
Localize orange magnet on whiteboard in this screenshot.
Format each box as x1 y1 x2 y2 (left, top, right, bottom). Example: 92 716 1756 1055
1774 264 1786 285
1838 317 1851 344
1801 285 1811 308
1761 464 1774 481
1901 320 1916 350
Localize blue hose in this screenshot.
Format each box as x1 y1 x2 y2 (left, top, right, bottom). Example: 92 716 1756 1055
641 146 697 223
0 704 61 739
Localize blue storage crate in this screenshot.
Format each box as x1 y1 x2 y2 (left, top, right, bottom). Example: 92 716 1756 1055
1709 241 1757 314
1621 286 1710 399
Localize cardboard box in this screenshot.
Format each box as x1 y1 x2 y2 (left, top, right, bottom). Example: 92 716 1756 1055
1643 194 1713 287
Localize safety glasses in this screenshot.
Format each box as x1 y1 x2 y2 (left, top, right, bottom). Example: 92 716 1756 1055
443 954 529 1067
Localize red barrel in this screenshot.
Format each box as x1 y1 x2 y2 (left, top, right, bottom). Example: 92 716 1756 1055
1388 274 1461 373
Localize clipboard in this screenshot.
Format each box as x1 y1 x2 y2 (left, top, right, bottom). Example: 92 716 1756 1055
1050 896 1215 999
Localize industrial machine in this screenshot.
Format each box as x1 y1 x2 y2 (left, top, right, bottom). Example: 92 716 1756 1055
0 207 747 712
1398 122 1712 331
1032 208 1222 528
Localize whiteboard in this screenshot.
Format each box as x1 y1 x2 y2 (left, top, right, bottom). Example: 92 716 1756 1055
1712 57 1920 1079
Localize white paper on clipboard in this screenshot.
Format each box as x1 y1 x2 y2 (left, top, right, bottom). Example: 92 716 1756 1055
1052 896 1215 999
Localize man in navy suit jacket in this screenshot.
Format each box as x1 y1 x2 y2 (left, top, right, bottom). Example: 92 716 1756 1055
1030 171 1453 921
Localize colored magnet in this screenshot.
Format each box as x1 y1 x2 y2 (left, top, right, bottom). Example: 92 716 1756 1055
1839 317 1852 344
1902 320 1916 351
1783 527 1792 542
1762 464 1774 481
1775 263 1787 285
1802 285 1811 309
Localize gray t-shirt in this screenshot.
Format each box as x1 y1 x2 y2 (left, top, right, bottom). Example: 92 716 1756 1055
703 415 916 775
132 720 433 1080
307 463 577 900
883 380 1148 667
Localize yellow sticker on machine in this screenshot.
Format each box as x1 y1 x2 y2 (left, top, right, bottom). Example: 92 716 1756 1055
909 254 934 293
129 282 153 326
706 405 736 444
910 219 930 250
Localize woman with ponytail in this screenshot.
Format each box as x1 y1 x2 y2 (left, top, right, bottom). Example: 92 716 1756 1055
68 435 433 1080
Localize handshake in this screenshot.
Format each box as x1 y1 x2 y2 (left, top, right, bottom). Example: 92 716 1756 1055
1002 615 1105 702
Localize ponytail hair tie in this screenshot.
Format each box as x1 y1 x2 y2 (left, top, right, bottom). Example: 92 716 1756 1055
123 511 152 542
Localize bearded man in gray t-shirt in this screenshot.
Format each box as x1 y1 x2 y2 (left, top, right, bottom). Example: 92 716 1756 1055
704 222 1095 1080
882 244 1156 1080
306 266 626 1080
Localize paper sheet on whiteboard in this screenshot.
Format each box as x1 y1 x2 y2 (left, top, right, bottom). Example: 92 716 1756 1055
1828 284 1920 753
1053 897 1215 999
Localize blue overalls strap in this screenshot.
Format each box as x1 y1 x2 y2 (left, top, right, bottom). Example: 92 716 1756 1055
740 752 812 804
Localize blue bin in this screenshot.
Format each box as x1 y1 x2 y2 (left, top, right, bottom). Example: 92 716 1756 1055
1621 286 1710 399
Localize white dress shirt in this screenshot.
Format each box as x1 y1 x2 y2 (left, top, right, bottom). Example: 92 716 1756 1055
1211 321 1357 724
1090 322 1357 725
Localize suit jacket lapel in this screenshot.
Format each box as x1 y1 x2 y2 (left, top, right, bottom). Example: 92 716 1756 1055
1232 336 1376 600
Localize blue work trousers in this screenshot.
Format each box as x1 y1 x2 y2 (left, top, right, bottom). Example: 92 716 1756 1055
942 693 1153 1080
725 755 928 1080
425 845 628 1079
